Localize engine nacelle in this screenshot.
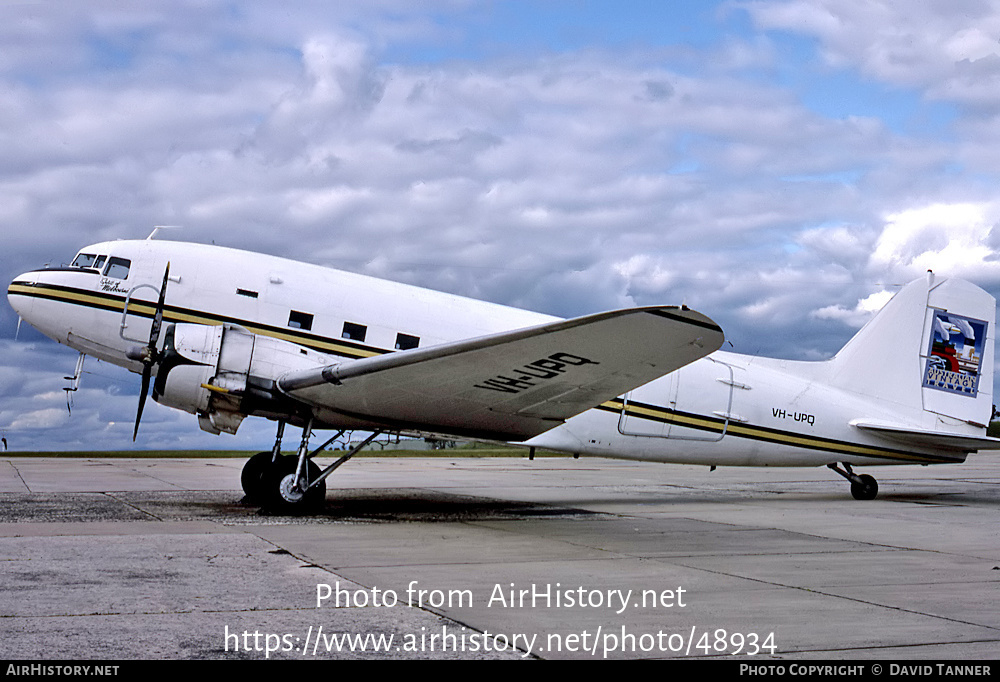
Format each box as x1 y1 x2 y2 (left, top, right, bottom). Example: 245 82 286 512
154 322 331 435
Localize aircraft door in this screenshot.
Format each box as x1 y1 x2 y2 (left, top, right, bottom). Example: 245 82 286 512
667 358 745 441
618 358 744 441
618 370 680 438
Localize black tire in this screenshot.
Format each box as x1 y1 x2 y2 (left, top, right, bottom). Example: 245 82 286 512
850 474 878 501
241 451 275 502
303 460 326 509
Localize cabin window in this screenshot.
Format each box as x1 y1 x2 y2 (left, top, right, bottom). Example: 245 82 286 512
288 310 313 331
93 255 107 270
103 257 131 279
237 288 259 299
395 333 419 350
342 322 367 342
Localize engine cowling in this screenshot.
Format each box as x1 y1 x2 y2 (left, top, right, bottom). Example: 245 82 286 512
153 322 331 434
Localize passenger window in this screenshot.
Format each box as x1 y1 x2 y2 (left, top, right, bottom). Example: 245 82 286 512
103 257 131 279
395 333 419 350
288 310 314 331
342 322 367 342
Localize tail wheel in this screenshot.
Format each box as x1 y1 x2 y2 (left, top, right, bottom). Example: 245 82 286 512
850 474 878 501
829 463 880 501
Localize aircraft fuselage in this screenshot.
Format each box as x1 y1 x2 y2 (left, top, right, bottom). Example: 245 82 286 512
8 239 990 470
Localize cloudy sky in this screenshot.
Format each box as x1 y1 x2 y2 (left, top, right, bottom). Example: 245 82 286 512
4 0 1000 451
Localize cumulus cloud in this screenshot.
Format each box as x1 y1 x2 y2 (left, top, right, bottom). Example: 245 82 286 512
870 202 1000 281
811 288 894 327
743 0 1000 112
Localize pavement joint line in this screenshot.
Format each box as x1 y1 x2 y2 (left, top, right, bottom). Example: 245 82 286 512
103 492 166 521
8 460 30 493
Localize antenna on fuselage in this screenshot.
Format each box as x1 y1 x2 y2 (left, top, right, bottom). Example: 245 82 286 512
147 225 181 240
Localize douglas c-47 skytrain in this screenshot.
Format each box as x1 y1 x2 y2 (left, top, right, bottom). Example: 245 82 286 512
8 232 1000 510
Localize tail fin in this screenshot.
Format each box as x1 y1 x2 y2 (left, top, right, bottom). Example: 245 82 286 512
830 272 995 429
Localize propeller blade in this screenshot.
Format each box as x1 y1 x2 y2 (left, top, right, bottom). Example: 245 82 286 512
134 364 151 441
133 262 169 442
147 262 170 351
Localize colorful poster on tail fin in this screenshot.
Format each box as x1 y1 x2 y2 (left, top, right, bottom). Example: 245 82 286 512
923 310 987 397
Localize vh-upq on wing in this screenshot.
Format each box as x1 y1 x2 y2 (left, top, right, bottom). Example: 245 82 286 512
8 234 1000 510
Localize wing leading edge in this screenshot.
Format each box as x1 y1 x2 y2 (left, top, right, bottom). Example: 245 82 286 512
278 306 724 440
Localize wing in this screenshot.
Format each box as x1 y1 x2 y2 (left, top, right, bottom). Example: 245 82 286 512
278 306 724 440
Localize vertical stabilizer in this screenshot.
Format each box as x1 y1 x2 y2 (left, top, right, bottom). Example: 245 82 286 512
830 274 995 428
920 277 995 426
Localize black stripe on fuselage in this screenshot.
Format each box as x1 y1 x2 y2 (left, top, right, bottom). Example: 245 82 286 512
598 397 962 465
8 280 387 359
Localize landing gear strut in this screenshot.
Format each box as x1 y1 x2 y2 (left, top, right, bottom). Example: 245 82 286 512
263 418 330 511
828 463 879 500
241 419 383 512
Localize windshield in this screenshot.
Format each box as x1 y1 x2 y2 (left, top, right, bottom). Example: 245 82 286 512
71 253 98 268
70 252 122 277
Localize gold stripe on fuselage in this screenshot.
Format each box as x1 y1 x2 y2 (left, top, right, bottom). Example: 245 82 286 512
599 398 960 465
8 281 383 360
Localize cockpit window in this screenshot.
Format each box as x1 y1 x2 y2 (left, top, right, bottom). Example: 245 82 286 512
72 253 98 268
71 253 109 270
103 257 131 280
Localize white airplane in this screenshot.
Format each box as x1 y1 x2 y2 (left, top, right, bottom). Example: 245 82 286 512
8 233 1000 510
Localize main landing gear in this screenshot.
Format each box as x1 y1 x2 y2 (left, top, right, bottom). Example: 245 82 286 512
241 419 383 512
827 463 879 500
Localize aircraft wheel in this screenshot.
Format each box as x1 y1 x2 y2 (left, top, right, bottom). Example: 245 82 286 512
241 452 275 502
850 474 878 501
304 460 327 509
262 458 325 513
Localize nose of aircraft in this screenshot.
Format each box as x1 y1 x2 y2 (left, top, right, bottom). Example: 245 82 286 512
7 271 36 321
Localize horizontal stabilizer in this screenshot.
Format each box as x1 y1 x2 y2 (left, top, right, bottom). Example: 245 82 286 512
279 306 724 440
852 420 1000 452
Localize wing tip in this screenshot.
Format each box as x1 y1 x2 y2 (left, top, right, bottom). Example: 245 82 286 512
644 307 724 335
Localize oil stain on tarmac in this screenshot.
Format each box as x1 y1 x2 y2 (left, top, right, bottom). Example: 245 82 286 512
0 489 598 525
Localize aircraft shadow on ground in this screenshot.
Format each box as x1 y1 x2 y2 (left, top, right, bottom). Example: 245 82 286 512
1 484 992 525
